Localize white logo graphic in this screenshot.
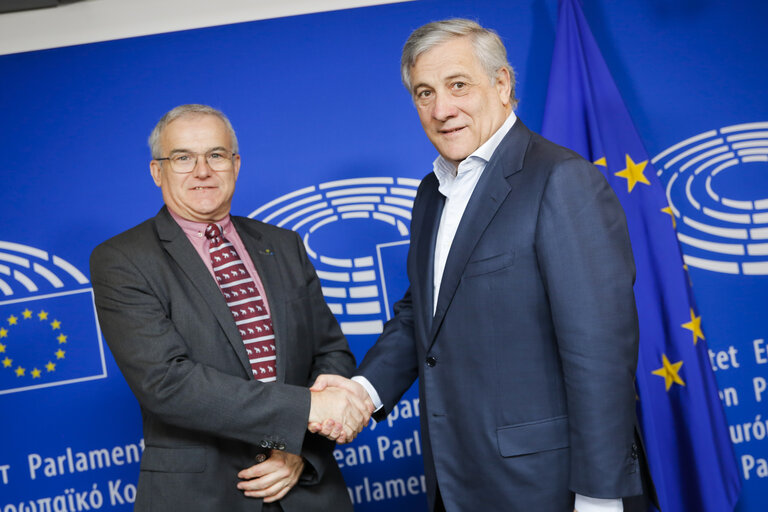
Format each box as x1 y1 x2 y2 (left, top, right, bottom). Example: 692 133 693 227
0 241 89 295
0 241 107 394
653 122 768 275
249 177 419 335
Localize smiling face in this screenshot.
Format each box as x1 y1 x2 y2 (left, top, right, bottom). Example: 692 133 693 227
150 114 240 222
410 36 512 168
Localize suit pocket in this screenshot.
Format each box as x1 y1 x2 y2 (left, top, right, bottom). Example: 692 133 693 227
464 251 515 277
140 446 206 473
497 416 569 457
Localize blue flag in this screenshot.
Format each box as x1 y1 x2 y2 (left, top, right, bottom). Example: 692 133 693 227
541 1 741 511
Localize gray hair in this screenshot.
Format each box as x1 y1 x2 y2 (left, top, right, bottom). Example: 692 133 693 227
401 19 517 108
148 104 239 159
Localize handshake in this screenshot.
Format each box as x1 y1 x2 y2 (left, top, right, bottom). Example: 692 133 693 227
307 374 375 444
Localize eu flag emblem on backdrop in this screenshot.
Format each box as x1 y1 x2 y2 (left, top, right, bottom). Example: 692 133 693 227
0 289 107 394
541 1 741 511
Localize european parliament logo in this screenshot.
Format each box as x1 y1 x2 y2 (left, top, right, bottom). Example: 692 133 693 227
0 241 107 395
654 121 768 275
250 177 418 337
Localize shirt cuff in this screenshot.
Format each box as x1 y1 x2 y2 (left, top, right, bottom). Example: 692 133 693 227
574 494 623 512
351 376 383 410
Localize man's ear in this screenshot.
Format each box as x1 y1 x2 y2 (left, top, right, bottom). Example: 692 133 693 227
150 160 162 187
232 153 241 181
495 67 512 107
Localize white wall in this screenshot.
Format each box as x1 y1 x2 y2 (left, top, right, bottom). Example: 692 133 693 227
0 0 410 56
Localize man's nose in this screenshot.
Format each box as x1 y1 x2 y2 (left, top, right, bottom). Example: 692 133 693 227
432 92 457 121
192 154 213 177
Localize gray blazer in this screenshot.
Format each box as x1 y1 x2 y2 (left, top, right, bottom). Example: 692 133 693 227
91 207 354 511
358 120 645 510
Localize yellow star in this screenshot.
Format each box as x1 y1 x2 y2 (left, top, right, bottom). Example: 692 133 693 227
46 361 56 372
55 349 66 360
652 354 686 391
7 315 18 325
681 309 705 345
0 328 7 338
57 334 68 344
661 206 676 229
31 368 41 379
15 366 25 377
38 310 49 321
614 154 651 193
2 357 12 368
0 343 5 353
51 319 61 330
22 309 32 319
594 156 607 167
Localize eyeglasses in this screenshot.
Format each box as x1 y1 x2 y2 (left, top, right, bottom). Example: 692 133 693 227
155 149 237 174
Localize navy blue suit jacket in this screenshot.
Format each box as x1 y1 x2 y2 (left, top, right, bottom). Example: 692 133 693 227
358 120 644 510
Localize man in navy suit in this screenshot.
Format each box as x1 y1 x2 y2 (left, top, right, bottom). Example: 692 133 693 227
312 19 648 512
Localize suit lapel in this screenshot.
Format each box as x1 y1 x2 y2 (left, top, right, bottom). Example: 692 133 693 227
155 208 254 376
413 176 444 340
428 121 531 346
231 217 289 383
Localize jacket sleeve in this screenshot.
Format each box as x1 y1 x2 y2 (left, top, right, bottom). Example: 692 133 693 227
535 157 642 498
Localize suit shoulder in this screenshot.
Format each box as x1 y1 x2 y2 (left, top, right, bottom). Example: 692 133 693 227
527 131 591 169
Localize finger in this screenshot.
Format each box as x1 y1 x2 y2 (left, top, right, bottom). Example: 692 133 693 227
238 470 280 491
237 461 269 480
262 478 296 503
309 376 327 391
238 464 287 492
243 478 283 498
319 419 337 437
325 423 342 441
310 373 346 391
263 485 291 503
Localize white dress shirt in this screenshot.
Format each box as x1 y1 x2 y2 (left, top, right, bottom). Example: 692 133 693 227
355 112 622 512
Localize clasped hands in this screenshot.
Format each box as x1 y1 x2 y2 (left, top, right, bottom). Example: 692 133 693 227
308 374 374 443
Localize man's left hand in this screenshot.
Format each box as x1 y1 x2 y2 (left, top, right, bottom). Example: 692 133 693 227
237 450 304 502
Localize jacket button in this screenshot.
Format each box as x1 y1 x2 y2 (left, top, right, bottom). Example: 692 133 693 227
276 442 286 451
426 356 437 367
631 443 638 459
260 440 270 448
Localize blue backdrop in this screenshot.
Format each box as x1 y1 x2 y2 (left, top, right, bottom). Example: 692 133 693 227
1 1 766 510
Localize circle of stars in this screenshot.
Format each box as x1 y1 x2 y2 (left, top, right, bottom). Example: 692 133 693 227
1 308 67 379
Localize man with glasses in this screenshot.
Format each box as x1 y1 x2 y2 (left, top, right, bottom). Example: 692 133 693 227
90 104 370 511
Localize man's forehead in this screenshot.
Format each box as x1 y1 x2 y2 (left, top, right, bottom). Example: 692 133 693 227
411 37 479 75
161 114 230 145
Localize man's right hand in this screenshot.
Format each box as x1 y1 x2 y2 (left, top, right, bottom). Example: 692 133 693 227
308 380 372 443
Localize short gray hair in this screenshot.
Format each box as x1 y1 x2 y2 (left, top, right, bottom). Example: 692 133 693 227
148 104 239 159
401 19 517 108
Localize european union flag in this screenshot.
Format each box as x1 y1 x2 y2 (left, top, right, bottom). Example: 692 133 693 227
541 1 741 510
0 289 107 395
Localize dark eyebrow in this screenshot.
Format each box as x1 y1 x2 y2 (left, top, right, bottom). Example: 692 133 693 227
413 73 472 93
445 73 471 82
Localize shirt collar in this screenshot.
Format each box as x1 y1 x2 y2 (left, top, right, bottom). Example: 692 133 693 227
433 111 518 183
168 209 232 239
